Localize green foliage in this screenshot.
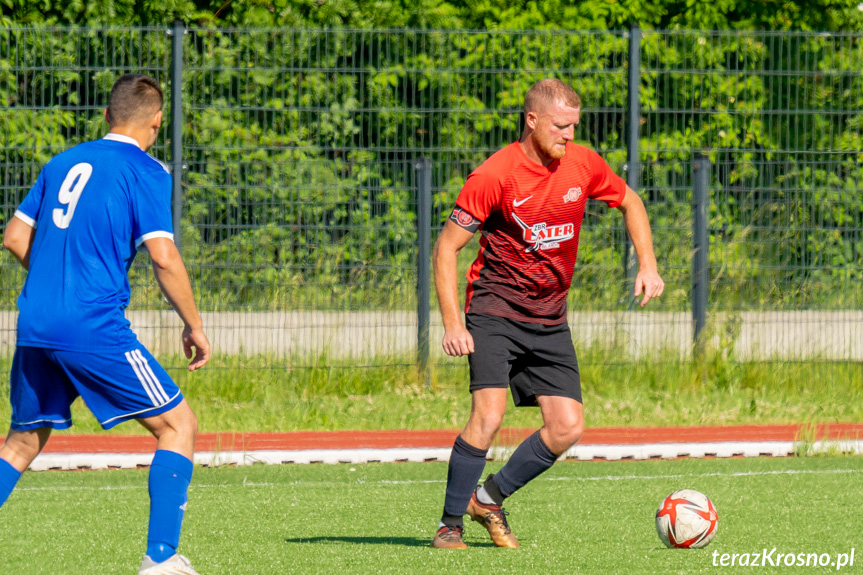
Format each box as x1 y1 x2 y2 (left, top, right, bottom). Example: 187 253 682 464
0 0 213 26
168 28 636 311
4 0 863 29
1 26 862 314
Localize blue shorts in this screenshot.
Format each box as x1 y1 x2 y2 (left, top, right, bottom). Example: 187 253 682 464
10 345 183 431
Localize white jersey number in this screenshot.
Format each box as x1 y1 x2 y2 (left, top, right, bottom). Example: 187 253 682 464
52 163 93 229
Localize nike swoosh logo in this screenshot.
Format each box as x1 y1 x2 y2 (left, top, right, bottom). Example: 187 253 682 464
513 196 532 207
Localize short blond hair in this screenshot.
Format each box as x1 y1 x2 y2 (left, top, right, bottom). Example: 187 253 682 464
524 79 581 115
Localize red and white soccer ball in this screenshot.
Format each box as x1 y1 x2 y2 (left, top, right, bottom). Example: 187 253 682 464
655 489 718 549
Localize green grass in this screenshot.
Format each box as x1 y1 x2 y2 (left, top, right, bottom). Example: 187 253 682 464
1 456 862 573
1 353 863 435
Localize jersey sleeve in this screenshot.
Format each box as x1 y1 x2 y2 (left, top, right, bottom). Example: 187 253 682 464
453 171 503 226
132 167 174 250
14 169 47 228
586 149 627 208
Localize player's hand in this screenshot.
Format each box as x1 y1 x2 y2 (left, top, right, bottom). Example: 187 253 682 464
442 325 475 357
182 325 211 371
634 268 665 307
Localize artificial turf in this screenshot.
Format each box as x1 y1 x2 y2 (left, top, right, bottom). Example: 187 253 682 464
1 455 861 574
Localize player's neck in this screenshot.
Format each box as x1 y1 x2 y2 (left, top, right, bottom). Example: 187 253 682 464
518 135 554 167
107 127 149 151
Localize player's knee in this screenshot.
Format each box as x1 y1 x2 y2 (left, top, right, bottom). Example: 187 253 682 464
168 404 198 439
548 418 583 450
179 411 198 439
465 411 503 446
476 412 503 437
1 431 45 468
567 419 585 445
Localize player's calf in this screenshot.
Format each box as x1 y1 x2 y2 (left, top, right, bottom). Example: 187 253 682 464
145 450 194 564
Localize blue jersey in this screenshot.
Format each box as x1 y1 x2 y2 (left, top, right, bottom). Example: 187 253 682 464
14 134 174 352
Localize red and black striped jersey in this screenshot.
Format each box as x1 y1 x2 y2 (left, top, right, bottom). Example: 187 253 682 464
451 141 626 325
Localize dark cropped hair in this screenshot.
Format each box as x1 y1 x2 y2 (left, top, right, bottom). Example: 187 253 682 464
107 74 164 126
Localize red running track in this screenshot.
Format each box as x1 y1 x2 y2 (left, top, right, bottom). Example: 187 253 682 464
14 423 863 454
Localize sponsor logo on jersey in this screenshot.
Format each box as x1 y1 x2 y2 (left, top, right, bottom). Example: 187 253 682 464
513 195 532 207
512 213 575 252
563 187 582 203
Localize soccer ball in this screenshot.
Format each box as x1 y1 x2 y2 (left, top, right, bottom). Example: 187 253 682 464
655 489 718 549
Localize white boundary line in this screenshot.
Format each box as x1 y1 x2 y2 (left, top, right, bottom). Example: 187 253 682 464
26 440 863 471
15 467 863 492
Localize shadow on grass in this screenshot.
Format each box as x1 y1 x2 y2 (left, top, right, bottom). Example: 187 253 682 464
285 536 496 548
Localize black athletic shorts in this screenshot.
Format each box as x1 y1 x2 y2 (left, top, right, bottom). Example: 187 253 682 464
466 313 582 407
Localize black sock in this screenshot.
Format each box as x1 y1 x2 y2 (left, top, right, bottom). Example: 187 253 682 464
441 435 487 527
493 430 558 498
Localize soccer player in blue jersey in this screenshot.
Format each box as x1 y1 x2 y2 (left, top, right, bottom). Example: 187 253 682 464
0 74 210 575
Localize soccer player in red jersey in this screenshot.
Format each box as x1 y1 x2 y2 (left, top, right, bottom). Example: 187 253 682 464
431 79 665 549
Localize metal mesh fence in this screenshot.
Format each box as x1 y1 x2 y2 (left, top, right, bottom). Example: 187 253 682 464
639 31 863 360
0 27 172 353
1 27 861 368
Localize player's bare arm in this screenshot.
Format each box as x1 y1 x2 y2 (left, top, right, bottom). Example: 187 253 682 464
145 236 211 371
617 185 665 306
433 219 476 357
2 216 37 270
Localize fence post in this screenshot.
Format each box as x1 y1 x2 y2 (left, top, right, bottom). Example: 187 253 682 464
415 158 432 387
168 20 185 251
624 23 641 297
692 155 710 355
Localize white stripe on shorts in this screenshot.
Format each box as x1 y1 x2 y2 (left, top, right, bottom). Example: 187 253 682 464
133 349 170 404
125 351 161 406
100 391 182 426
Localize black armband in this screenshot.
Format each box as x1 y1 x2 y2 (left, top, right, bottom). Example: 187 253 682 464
449 207 481 232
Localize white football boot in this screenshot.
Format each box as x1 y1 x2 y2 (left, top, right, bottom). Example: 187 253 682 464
138 554 201 575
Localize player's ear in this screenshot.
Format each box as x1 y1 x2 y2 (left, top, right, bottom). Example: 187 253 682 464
152 109 163 129
104 107 111 125
525 111 538 130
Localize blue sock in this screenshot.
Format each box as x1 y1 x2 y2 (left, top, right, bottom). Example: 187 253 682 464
0 457 22 508
146 450 193 563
